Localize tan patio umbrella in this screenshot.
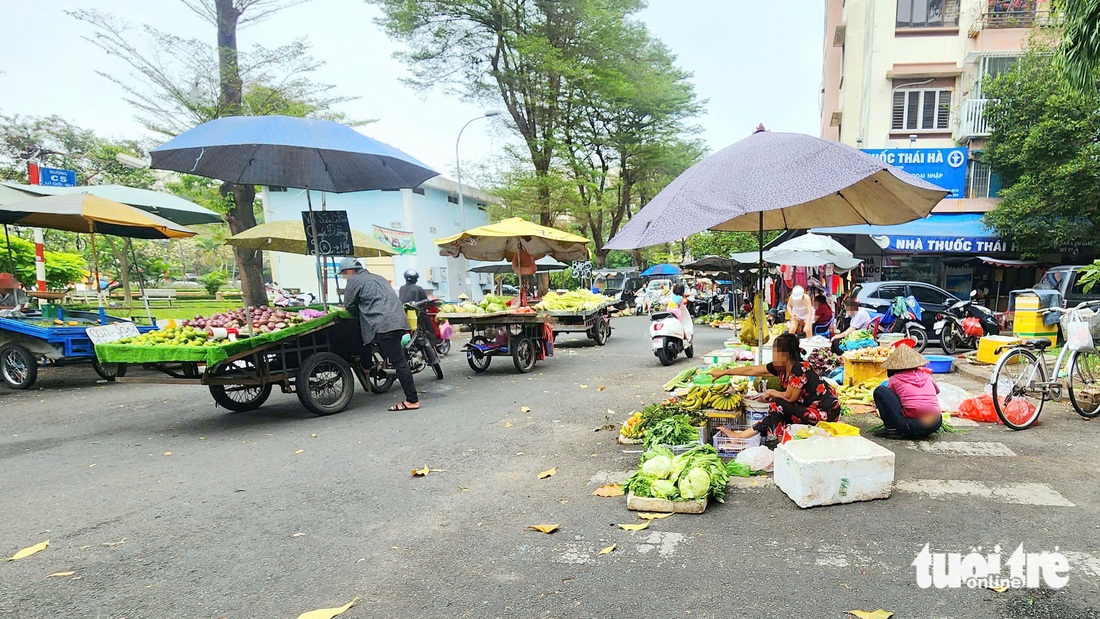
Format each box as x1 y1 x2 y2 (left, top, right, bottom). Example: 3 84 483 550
224 220 396 257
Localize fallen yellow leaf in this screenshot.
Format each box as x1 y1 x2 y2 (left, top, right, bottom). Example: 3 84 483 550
597 386 606 391
47 571 75 578
163 451 172 456
294 449 304 455
617 522 650 532
8 540 48 561
297 597 359 619
599 544 616 555
987 584 1009 593
526 524 560 534
411 465 430 477
520 406 532 413
310 433 318 438
538 467 557 479
592 483 624 497
579 384 589 389
847 610 894 619
503 421 514 428
636 512 673 520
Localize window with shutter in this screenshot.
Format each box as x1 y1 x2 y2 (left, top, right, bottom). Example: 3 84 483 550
891 89 952 132
896 0 960 28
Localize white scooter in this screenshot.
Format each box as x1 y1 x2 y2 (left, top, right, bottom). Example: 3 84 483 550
650 304 694 366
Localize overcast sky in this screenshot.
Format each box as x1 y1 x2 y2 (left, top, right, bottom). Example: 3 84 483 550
0 0 825 185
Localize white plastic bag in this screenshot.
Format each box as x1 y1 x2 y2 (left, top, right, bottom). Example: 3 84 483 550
937 382 969 413
735 445 774 472
1065 312 1096 352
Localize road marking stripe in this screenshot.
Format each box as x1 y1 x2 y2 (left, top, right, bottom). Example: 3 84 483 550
895 480 1075 507
910 441 1016 457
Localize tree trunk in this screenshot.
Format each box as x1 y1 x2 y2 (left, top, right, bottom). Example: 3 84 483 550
215 0 265 308
222 183 266 307
118 240 133 305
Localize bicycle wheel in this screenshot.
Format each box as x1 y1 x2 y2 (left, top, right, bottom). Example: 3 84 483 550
991 348 1046 430
1068 350 1100 418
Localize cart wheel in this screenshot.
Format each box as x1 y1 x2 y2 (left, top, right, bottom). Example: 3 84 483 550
468 336 492 373
93 361 128 381
208 359 272 412
512 338 537 373
593 319 610 346
296 352 354 416
367 349 395 394
0 345 37 390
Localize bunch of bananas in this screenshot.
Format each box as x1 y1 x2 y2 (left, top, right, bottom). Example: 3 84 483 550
837 379 880 405
620 411 644 438
680 384 745 411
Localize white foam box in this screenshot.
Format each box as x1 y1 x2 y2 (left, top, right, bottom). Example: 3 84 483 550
773 435 895 508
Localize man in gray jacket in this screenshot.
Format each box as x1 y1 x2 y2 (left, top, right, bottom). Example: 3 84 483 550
339 258 419 411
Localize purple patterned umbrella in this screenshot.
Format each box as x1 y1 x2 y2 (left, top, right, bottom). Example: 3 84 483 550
605 130 947 250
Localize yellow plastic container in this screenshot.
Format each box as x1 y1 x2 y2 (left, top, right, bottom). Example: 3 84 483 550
406 309 418 331
1013 294 1058 345
843 359 887 386
977 335 1023 364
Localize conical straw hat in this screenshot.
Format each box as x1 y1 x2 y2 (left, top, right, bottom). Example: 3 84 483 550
882 345 929 371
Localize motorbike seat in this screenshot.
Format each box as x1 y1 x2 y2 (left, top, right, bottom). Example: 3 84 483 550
1023 338 1053 350
651 311 674 320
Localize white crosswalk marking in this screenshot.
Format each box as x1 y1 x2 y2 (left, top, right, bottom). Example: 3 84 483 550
910 441 1016 457
895 479 1075 507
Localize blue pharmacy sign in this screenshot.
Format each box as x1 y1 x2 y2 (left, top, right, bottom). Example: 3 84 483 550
860 148 967 198
38 166 78 187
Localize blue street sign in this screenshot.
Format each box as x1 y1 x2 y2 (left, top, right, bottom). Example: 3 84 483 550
38 166 77 187
860 148 968 199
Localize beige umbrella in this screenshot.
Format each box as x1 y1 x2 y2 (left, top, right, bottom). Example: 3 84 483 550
224 220 396 257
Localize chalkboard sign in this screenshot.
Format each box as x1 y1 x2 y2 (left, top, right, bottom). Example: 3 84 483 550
86 322 140 345
302 210 353 256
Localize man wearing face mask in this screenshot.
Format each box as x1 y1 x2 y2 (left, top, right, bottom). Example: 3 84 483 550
830 298 873 355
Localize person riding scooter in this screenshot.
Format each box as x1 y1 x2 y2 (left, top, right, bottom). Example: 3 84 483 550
399 270 429 304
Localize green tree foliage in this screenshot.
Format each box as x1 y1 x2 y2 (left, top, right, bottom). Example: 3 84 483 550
200 270 229 295
1060 0 1100 91
0 114 156 189
0 234 86 289
981 46 1100 255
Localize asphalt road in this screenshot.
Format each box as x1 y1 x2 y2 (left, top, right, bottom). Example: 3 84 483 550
3 317 1100 618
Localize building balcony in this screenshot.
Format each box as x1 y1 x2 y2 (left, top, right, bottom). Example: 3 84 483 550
973 1 1063 31
957 98 994 141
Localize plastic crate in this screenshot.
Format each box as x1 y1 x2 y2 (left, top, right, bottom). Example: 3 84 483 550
700 411 745 444
660 442 701 455
712 426 764 456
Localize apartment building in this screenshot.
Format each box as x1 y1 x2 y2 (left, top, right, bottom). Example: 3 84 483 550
817 0 1068 307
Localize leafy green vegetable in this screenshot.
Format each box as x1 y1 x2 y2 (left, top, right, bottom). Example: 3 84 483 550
639 446 674 464
726 460 753 478
678 467 711 499
624 472 657 498
641 455 673 478
643 414 698 450
652 479 679 500
672 444 730 502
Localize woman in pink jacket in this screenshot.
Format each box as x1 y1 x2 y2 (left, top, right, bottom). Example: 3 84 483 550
873 346 942 439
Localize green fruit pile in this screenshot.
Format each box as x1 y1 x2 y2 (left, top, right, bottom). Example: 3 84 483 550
117 326 215 347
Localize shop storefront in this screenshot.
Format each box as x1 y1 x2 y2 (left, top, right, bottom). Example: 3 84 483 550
813 214 1092 312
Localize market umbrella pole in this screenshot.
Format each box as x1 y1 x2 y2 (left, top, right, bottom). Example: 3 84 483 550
305 186 328 310
3 224 12 273
91 232 106 324
757 212 765 363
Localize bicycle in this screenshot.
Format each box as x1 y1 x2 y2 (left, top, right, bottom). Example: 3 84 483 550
989 301 1100 430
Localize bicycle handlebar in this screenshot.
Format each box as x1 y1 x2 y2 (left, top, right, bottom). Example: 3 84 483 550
1038 300 1100 316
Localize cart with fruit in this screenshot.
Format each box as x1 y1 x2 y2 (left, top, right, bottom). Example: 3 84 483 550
444 310 553 374
94 308 366 416
0 311 158 389
535 290 613 346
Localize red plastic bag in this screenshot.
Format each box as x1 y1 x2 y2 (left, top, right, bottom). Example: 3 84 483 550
956 393 1001 424
963 317 984 337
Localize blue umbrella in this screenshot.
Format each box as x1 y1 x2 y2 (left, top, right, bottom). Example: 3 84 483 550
149 115 438 192
642 263 681 277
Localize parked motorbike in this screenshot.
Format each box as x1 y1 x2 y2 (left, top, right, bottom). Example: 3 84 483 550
364 299 444 393
935 291 1000 354
882 295 929 353
650 306 694 366
421 298 452 356
687 294 723 318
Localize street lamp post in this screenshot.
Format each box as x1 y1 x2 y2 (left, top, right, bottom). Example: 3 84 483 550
454 111 501 296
